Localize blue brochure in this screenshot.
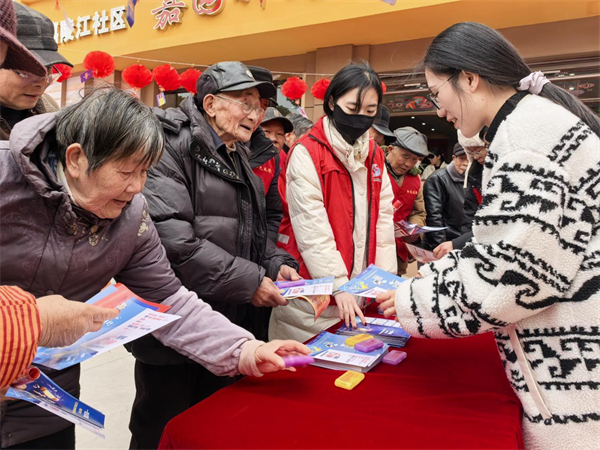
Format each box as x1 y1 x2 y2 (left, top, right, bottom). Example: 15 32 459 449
338 264 405 297
337 317 411 348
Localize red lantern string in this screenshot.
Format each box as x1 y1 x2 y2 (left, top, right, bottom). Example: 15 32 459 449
122 64 153 91
83 51 115 78
53 64 72 83
281 76 307 101
310 78 330 101
382 81 387 94
152 64 181 92
179 68 202 94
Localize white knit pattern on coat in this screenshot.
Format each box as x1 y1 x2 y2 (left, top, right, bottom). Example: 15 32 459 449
394 95 600 450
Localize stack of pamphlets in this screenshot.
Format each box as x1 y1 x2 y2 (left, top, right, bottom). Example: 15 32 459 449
6 368 105 438
275 276 333 320
338 264 405 298
395 220 448 238
34 283 180 371
306 331 389 373
337 317 411 348
405 243 439 264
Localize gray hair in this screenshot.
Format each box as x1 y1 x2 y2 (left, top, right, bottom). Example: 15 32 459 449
286 113 314 137
56 86 164 172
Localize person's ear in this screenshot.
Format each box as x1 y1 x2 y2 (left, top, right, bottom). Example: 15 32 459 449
64 144 87 180
328 97 335 112
462 71 480 93
203 94 217 118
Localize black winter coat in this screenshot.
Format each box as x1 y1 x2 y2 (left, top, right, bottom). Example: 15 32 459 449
143 97 298 338
249 128 282 243
452 161 484 250
423 164 466 249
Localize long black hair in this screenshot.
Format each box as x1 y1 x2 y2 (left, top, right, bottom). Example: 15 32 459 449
423 22 600 137
323 61 383 117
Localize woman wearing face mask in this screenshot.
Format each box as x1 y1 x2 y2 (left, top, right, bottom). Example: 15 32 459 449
271 62 397 342
377 22 600 450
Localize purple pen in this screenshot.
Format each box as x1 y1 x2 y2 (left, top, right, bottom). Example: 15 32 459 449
276 280 306 289
282 355 315 368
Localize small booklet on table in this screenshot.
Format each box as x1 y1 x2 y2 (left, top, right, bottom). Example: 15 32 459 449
306 331 389 373
337 317 411 348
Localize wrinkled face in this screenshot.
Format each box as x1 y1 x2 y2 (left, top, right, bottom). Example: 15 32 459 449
465 146 488 165
369 127 385 146
262 120 286 152
335 87 379 116
425 69 486 139
0 41 7 67
387 146 422 175
207 88 263 144
66 146 150 219
453 153 469 175
0 67 52 110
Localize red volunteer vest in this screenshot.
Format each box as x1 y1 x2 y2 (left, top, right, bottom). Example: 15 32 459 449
387 168 422 261
278 117 385 281
252 157 277 193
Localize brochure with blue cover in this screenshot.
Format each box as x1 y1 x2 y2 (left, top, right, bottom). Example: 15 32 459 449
337 317 411 348
338 264 405 297
33 284 180 371
6 370 105 438
306 331 389 373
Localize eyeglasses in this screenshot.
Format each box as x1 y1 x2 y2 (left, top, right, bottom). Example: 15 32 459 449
215 95 266 116
427 72 458 110
13 66 61 85
464 147 486 158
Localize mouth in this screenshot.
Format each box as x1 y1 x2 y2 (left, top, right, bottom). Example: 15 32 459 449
113 199 130 207
239 124 252 132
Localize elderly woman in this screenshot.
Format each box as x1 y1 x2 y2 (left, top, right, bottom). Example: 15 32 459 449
141 61 300 449
0 87 308 450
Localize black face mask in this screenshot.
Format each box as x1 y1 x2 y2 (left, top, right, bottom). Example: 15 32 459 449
332 104 376 145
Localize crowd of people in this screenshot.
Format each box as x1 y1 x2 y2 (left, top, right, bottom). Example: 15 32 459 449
0 1 598 450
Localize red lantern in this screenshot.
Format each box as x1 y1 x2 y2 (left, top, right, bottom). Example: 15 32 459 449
179 68 202 94
281 76 307 101
53 63 72 82
122 64 153 91
310 78 330 101
83 51 115 78
152 64 181 92
382 81 387 94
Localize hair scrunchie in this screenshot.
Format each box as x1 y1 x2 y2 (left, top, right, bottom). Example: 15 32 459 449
517 71 550 95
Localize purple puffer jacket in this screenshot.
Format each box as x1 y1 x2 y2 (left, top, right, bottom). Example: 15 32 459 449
0 113 254 447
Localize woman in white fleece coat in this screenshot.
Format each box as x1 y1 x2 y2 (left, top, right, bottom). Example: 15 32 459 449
378 23 600 450
270 62 397 342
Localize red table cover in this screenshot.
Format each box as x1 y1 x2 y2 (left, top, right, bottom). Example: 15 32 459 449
159 332 523 450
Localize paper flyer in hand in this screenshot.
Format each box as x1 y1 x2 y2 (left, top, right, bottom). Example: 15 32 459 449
275 277 333 320
338 265 404 298
405 243 440 264
394 220 448 238
33 284 180 371
6 369 105 438
306 331 388 373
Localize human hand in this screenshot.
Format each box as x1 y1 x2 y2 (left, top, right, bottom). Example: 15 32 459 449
334 292 366 329
376 290 397 319
37 295 119 348
251 277 288 308
433 241 453 259
254 340 312 374
276 265 300 282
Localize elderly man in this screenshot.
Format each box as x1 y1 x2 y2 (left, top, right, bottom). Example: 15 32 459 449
0 87 307 449
282 113 313 167
0 3 72 140
423 142 469 250
385 127 428 275
369 104 395 148
142 61 300 449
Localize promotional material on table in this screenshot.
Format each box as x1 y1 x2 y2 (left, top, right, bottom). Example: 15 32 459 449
33 284 180 371
306 331 389 373
338 265 405 297
405 243 440 264
337 316 411 348
394 220 448 238
275 276 333 320
6 369 105 438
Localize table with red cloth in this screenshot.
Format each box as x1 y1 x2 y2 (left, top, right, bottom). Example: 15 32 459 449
159 332 523 450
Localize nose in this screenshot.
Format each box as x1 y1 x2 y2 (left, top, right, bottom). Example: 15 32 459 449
436 107 446 118
126 171 146 194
